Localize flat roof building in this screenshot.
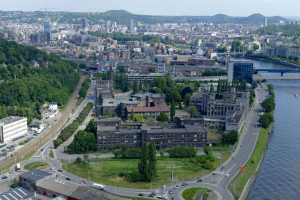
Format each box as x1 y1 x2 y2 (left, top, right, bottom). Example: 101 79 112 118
228 62 254 83
97 118 207 150
0 116 28 143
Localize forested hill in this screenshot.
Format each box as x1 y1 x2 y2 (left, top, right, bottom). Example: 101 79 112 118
0 39 80 121
0 10 287 25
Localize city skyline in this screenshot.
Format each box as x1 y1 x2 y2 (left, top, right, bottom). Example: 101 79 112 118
0 0 300 17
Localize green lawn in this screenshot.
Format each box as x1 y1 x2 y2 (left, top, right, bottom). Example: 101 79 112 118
230 127 270 199
24 162 49 171
182 188 210 200
63 148 230 189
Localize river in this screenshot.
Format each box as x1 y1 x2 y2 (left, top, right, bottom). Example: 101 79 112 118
247 60 300 200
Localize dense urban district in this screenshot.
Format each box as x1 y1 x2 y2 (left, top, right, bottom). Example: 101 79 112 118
0 9 296 200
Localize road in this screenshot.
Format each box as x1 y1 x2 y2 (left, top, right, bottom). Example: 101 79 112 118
169 84 268 200
0 76 89 184
1 80 268 200
41 85 268 200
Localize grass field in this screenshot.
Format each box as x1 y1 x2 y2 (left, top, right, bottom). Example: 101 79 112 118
230 127 270 199
24 162 49 171
63 148 230 189
182 188 210 200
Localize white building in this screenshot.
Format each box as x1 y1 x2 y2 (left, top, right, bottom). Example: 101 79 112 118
48 103 58 112
0 116 28 143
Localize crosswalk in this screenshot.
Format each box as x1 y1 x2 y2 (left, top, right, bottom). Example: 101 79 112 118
0 187 35 200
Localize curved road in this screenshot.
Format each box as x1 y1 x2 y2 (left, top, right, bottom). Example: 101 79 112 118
14 83 268 200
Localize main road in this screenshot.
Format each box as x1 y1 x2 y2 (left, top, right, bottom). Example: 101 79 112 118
42 84 269 200
4 78 267 200
170 84 268 200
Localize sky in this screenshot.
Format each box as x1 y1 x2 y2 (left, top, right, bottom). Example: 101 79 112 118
0 0 299 16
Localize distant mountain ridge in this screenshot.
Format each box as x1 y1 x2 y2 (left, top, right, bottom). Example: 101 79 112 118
97 10 287 25
0 9 288 25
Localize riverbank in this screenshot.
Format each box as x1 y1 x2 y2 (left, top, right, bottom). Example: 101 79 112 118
246 55 300 68
229 126 272 199
229 84 275 200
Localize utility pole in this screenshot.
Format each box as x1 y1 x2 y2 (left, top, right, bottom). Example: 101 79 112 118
167 164 180 183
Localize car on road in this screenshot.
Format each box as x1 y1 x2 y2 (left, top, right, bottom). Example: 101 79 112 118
1 175 8 180
196 178 203 182
58 169 63 172
149 192 156 197
92 183 105 190
181 182 188 187
65 177 71 181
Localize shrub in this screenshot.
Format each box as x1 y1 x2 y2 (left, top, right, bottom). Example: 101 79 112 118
222 131 238 145
167 146 197 158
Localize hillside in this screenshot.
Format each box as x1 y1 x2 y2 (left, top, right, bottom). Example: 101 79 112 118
0 39 80 121
0 10 288 25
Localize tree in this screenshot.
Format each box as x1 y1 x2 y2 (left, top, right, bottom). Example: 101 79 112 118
170 102 176 121
130 114 145 123
85 120 97 134
180 87 193 99
148 143 157 179
132 81 139 94
138 144 150 181
259 112 273 128
262 97 275 113
116 103 128 120
66 131 97 154
0 38 79 122
79 79 91 98
250 89 256 106
231 40 243 52
156 112 168 122
183 93 191 107
138 143 157 182
187 106 198 117
253 43 260 51
222 131 238 145
167 146 197 158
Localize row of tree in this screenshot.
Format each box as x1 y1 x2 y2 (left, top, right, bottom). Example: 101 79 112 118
53 103 93 148
259 85 275 128
79 79 91 98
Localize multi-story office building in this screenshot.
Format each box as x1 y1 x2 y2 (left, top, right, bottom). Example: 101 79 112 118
0 116 28 143
228 62 254 83
97 118 207 149
43 20 52 44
